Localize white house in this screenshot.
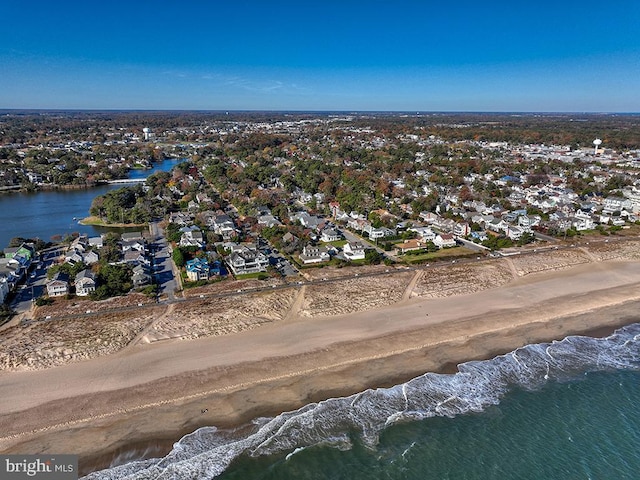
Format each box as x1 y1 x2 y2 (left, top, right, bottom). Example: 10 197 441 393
320 228 341 243
343 242 366 260
408 226 436 241
75 269 96 297
46 272 69 297
299 244 331 264
227 245 269 275
433 233 457 249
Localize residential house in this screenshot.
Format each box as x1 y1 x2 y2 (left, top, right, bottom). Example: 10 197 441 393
121 232 145 242
132 265 152 288
470 231 489 242
433 234 457 249
124 250 149 266
603 196 633 214
46 272 69 297
364 224 396 240
504 225 523 240
121 238 146 253
84 250 100 265
4 244 34 262
185 257 211 281
65 251 84 265
343 242 366 261
227 245 269 275
0 277 9 304
320 228 341 243
75 269 96 297
347 217 368 232
419 212 441 224
179 229 205 248
408 226 436 241
452 222 470 237
572 216 596 231
395 239 430 254
257 213 281 228
212 214 236 239
299 244 331 264
290 211 322 229
169 212 193 226
282 232 299 244
0 259 21 290
88 236 104 248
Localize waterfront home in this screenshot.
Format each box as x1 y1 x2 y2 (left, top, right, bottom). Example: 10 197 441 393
185 257 211 281
227 245 269 275
343 242 366 260
46 272 69 297
132 265 152 288
121 232 145 242
506 226 525 241
88 236 104 248
0 277 9 304
4 243 35 262
433 233 457 249
0 259 21 290
395 239 429 254
75 269 96 297
299 244 331 264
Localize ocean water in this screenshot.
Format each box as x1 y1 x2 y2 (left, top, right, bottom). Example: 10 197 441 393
85 323 640 480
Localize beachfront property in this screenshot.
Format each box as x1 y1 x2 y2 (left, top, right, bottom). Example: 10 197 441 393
75 269 96 296
395 239 431 254
185 257 211 281
226 244 269 275
132 265 152 288
433 233 457 249
299 244 331 264
343 241 366 260
46 271 69 297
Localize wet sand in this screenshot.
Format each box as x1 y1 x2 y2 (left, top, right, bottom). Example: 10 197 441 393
1 260 639 475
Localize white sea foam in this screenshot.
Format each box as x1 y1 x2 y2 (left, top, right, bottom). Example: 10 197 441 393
83 323 640 480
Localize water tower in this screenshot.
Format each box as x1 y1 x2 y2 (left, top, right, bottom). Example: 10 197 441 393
143 127 151 141
593 138 602 155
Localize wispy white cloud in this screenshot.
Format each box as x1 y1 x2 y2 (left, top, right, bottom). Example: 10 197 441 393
200 72 311 95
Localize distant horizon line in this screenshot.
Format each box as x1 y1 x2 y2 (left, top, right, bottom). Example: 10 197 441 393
1 108 639 116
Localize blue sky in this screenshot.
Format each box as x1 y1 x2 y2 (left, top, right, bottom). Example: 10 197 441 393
1 1 639 111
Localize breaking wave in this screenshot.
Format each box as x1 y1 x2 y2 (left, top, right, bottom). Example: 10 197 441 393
84 323 640 479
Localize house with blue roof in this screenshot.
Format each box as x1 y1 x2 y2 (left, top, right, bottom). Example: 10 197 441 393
185 257 211 282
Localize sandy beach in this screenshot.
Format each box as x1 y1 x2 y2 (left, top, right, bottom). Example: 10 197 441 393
1 250 640 475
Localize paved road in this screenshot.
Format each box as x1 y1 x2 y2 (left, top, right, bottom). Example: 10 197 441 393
149 221 178 301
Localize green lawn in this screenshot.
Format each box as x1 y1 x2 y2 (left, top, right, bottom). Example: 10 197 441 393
321 239 348 248
235 271 270 280
401 246 476 264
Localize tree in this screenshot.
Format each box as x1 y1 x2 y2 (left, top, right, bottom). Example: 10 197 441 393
364 249 383 265
172 248 185 267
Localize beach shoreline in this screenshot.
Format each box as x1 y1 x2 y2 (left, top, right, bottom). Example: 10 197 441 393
1 259 640 476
